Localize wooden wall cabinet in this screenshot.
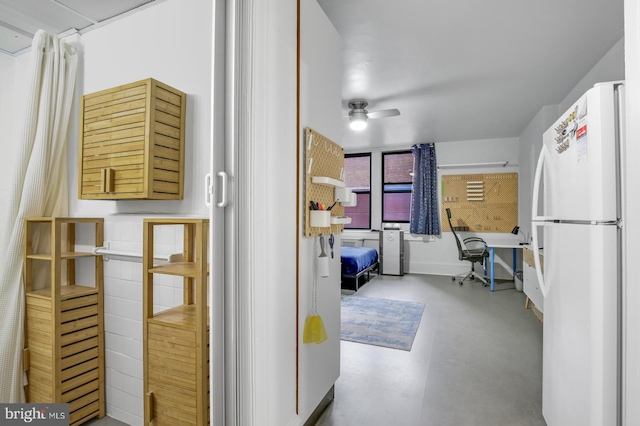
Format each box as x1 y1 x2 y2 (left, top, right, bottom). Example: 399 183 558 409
143 218 210 425
78 78 186 200
23 217 105 425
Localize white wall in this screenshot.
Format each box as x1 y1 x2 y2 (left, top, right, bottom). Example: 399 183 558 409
298 1 343 421
0 53 33 234
558 37 625 114
0 54 17 224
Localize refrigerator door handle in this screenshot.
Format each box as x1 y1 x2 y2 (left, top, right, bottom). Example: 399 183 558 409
531 144 548 297
532 145 548 221
530 221 548 298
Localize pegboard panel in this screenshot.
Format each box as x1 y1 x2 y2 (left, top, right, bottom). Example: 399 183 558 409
441 173 518 233
303 127 345 237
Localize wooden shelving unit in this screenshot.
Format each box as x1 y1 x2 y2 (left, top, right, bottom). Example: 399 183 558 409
23 217 105 425
143 218 210 425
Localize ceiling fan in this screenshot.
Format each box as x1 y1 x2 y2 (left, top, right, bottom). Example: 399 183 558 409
346 100 400 131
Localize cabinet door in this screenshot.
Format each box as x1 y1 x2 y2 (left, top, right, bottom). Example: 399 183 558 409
523 262 544 312
79 82 148 199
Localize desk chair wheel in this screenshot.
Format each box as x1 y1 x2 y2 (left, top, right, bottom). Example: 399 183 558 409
451 276 464 285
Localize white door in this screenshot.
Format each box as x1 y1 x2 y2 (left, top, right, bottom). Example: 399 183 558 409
208 2 233 425
541 83 618 222
542 222 618 426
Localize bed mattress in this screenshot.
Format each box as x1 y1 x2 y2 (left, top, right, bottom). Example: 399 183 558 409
341 246 378 276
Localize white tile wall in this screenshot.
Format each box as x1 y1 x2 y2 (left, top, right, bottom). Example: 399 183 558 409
101 215 186 426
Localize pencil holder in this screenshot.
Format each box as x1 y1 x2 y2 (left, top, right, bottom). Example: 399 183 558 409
310 210 331 228
334 187 353 203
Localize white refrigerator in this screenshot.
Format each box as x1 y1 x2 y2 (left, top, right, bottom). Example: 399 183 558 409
531 81 624 426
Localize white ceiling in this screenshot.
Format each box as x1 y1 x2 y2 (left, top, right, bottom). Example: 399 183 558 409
317 0 625 150
0 0 161 55
1 1 625 151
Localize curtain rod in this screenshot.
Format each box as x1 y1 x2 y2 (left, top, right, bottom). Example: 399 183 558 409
437 161 510 169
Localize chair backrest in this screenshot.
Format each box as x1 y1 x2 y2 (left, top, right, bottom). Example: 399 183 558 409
446 208 464 261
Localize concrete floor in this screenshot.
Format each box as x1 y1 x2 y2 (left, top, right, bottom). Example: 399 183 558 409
316 273 546 426
87 273 545 426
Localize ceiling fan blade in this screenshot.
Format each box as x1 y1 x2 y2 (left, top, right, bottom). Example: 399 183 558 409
367 108 400 119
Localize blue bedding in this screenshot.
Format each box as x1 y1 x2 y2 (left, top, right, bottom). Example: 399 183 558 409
341 246 378 276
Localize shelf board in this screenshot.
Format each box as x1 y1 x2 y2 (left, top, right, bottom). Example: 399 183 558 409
148 262 210 278
27 252 95 261
27 284 98 300
330 216 352 225
26 217 103 224
311 176 344 188
148 304 210 331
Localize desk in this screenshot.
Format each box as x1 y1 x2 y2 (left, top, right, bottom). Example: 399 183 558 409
483 241 527 291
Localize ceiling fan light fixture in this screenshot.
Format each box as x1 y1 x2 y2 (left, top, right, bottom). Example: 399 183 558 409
345 99 399 130
349 111 368 131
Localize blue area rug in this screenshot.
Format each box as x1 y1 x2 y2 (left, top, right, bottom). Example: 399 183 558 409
341 296 425 351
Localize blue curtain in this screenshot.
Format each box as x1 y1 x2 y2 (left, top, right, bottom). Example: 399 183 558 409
410 143 440 235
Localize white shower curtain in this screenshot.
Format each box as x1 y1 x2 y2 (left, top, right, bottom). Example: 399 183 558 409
0 30 77 403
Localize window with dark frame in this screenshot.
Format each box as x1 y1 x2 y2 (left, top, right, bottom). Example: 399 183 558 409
343 153 371 229
382 151 413 223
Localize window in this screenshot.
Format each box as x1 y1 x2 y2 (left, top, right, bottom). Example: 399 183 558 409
343 154 371 229
382 151 413 222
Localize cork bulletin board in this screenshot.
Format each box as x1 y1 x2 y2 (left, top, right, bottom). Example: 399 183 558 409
441 173 518 233
303 127 346 237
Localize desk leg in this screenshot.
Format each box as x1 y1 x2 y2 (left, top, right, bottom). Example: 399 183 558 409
490 247 495 292
512 248 517 280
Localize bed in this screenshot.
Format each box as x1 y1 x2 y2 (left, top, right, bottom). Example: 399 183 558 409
341 246 379 291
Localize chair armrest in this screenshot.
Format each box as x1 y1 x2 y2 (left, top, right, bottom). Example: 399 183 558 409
463 236 485 244
462 237 487 255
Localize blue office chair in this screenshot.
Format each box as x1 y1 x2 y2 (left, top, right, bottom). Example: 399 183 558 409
445 208 489 286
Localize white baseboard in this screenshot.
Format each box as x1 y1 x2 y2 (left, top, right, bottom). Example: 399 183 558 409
407 263 514 280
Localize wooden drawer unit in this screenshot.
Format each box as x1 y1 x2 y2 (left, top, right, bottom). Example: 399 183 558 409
78 78 186 200
23 217 105 425
143 218 210 425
